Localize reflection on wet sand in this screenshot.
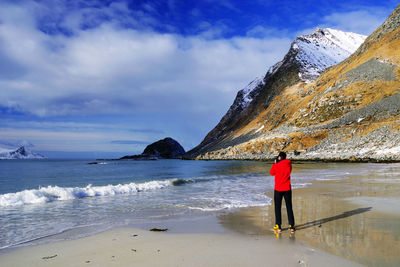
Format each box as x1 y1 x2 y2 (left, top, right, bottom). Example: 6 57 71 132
295 207 372 230
219 163 400 267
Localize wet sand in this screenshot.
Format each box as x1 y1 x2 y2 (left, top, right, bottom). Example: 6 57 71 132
219 163 400 266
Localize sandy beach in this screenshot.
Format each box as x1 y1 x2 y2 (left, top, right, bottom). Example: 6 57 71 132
1 163 400 266
0 227 361 267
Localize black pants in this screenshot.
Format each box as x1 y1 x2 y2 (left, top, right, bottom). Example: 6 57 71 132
274 190 295 227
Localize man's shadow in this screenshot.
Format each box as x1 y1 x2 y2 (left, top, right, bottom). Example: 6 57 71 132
283 207 372 231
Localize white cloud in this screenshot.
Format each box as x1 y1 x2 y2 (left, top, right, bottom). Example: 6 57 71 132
6 1 392 154
0 2 291 118
320 8 392 35
292 7 392 41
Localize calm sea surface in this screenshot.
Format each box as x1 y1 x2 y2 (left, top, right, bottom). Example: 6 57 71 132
0 159 373 248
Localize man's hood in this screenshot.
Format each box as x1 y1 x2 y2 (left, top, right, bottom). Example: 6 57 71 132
277 159 291 166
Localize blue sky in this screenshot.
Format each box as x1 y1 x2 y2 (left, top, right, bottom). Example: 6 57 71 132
0 0 398 158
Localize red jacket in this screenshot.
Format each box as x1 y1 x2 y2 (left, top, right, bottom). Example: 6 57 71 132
270 159 292 191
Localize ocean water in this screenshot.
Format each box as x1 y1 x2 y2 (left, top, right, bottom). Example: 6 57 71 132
0 159 352 249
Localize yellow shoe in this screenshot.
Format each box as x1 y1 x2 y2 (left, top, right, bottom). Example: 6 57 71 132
273 224 282 232
289 225 296 233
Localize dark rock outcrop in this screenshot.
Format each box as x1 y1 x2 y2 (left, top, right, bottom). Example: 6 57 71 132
120 137 185 160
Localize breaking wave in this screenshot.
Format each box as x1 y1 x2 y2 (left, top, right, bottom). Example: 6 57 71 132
0 180 175 207
0 173 271 207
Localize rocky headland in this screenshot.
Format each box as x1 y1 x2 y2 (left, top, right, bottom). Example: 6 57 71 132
120 137 185 160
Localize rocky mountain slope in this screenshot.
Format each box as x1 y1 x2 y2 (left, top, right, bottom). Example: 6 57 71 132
0 146 45 159
185 4 400 162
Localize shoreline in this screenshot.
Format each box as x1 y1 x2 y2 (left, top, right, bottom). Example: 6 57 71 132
1 162 399 266
184 157 400 163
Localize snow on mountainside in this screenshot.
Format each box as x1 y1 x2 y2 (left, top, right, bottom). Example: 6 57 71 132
237 28 366 112
0 146 45 159
293 28 367 81
237 77 264 109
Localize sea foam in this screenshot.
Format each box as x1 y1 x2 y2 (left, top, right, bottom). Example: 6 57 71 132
0 180 173 207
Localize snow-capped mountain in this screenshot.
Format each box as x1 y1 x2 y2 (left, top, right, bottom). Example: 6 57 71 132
188 3 400 161
185 28 367 159
293 28 366 81
266 28 366 83
0 146 45 159
235 28 366 113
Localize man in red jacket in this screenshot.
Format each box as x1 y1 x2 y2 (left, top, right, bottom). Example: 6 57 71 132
269 151 295 233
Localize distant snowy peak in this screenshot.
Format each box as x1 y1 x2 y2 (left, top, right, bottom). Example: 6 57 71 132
0 146 45 159
294 28 367 81
237 77 264 109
